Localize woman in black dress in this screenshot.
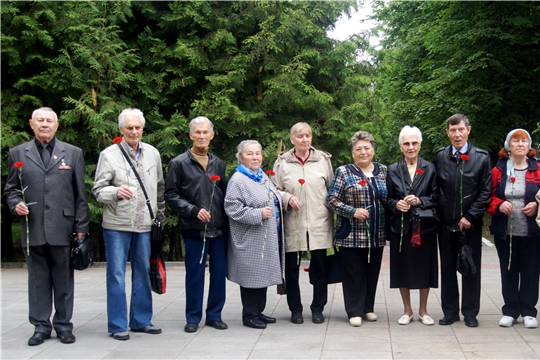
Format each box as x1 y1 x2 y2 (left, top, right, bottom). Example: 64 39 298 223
387 126 438 326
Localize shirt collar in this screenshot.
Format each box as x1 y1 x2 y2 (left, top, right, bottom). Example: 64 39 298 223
452 142 469 155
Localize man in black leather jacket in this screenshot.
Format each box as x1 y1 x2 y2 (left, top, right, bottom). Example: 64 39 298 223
165 116 228 333
434 114 491 328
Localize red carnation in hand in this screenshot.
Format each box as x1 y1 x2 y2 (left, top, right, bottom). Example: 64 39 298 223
358 179 367 186
209 175 221 182
298 178 305 185
14 161 24 169
460 154 469 161
509 176 516 183
415 168 424 175
112 136 123 144
266 170 275 177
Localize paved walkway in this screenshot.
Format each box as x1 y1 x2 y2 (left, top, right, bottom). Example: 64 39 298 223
2 244 540 359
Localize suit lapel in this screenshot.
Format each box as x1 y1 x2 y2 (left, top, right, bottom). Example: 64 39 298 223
48 140 65 171
25 141 46 171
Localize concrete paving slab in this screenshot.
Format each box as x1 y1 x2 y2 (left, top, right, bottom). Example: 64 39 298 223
2 245 540 359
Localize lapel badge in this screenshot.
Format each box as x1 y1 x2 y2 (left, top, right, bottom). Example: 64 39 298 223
58 158 72 170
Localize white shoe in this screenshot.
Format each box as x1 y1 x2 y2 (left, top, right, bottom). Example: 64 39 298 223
349 316 362 327
362 312 378 321
419 315 434 325
398 314 413 325
524 316 538 328
499 315 516 327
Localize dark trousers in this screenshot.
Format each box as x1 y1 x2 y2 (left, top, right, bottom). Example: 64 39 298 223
285 249 328 314
338 246 384 318
25 244 74 335
438 226 482 319
240 287 267 323
184 234 227 324
495 235 540 318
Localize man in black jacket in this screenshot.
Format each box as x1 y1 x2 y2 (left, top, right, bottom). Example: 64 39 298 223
434 114 491 327
165 116 228 333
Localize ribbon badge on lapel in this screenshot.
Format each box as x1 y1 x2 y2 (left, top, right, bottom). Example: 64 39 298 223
58 158 72 170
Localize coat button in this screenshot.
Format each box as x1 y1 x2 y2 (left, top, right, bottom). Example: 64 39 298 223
45 206 49 210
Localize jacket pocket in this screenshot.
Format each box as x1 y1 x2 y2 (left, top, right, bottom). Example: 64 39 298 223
63 208 75 217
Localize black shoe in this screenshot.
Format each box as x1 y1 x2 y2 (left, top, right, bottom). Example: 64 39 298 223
439 315 460 325
259 314 276 324
57 331 76 344
312 312 324 324
184 323 198 333
291 312 304 324
205 320 228 330
243 319 266 329
28 332 50 346
131 325 162 334
465 317 479 327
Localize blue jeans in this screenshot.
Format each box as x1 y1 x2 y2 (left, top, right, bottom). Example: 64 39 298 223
104 229 153 333
184 234 227 324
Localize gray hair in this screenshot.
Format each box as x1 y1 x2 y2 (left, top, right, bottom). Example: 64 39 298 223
189 116 214 133
349 131 375 150
235 140 262 164
32 107 58 122
398 126 423 145
118 108 145 128
290 122 312 138
446 113 469 129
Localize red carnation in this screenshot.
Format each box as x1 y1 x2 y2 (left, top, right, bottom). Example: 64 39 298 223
266 170 275 177
14 161 24 169
415 168 424 175
298 178 305 185
460 154 469 161
509 176 516 183
303 267 310 272
112 136 123 144
358 179 367 186
209 175 221 182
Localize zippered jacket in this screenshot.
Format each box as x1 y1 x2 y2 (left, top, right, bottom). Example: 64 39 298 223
434 143 491 231
487 158 540 238
165 148 228 238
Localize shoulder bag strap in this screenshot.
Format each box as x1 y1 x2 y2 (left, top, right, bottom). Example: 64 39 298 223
118 145 155 220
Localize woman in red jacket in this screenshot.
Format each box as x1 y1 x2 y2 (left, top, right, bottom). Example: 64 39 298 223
487 129 540 329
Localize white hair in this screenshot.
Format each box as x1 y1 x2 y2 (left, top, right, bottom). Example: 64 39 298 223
398 126 422 145
118 108 145 128
235 140 262 164
32 107 58 122
189 116 214 132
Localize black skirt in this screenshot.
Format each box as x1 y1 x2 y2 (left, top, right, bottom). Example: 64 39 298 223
389 229 438 289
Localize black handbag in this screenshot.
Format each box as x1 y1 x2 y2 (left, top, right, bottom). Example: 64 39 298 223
119 145 166 294
457 232 477 276
309 247 342 285
334 217 351 239
70 233 95 270
412 207 438 223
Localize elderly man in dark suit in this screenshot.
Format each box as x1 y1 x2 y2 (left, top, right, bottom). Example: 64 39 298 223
4 107 89 346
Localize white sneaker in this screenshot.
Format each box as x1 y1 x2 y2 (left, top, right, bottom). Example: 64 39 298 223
499 315 516 327
524 316 538 328
349 316 362 327
362 312 378 321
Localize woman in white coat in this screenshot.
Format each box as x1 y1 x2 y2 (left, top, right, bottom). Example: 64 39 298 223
272 122 334 324
225 140 285 329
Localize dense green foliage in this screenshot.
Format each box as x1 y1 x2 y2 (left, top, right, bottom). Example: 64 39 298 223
2 1 539 260
373 1 540 163
2 0 380 260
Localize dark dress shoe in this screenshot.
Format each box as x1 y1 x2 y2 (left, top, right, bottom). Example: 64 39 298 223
312 312 325 324
131 324 162 334
28 332 50 346
465 317 479 327
57 331 76 344
184 323 198 333
243 319 266 329
205 320 228 330
259 314 276 324
291 312 304 324
438 315 460 325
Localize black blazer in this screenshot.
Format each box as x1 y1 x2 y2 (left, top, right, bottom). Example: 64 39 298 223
386 156 439 235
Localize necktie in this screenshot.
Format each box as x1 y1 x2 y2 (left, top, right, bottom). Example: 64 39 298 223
41 143 50 167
